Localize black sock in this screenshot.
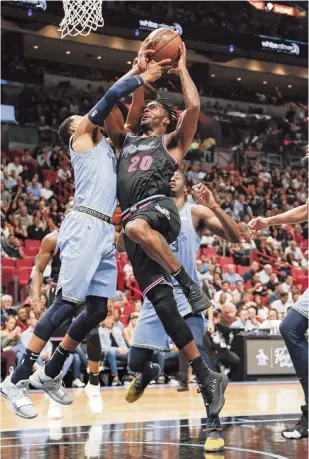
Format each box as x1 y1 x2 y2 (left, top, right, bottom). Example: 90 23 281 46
172 266 194 291
189 356 212 382
11 348 40 384
45 345 71 378
89 372 99 386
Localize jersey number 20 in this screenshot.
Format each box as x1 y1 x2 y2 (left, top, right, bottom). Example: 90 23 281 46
128 155 153 172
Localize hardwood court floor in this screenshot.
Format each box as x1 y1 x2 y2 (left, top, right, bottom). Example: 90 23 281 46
1 381 308 458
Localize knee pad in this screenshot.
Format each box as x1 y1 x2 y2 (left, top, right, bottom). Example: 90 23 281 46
68 296 108 343
147 285 193 350
34 294 75 341
87 327 101 362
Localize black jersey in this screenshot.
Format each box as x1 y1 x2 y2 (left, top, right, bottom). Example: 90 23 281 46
117 134 178 211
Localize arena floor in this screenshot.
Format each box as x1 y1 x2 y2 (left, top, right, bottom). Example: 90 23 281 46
1 381 307 458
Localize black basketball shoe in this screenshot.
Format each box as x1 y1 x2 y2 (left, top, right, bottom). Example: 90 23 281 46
198 372 228 417
184 282 213 314
125 363 161 403
281 406 308 439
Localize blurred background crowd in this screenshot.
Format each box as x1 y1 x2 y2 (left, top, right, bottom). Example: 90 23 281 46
1 0 308 387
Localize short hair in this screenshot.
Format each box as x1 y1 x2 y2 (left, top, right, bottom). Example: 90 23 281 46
58 116 74 145
1 294 13 303
145 98 179 132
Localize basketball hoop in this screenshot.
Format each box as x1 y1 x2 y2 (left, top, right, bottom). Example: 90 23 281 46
59 0 104 39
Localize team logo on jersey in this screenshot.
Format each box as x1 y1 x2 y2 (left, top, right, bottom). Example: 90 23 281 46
121 142 156 158
155 204 170 220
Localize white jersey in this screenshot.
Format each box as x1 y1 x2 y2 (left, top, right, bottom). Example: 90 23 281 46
70 134 117 217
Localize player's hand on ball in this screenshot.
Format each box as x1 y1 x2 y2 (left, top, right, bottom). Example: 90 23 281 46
168 41 187 76
143 59 172 83
248 217 269 233
192 183 217 209
137 37 155 72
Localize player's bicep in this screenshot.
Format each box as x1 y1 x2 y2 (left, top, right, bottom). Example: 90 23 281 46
197 207 226 239
166 109 199 161
36 239 54 273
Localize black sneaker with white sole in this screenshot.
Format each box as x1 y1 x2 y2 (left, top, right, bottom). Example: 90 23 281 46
281 406 308 439
197 371 228 417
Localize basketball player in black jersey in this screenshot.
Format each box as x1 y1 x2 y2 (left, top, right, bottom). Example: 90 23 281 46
106 42 227 416
31 229 104 415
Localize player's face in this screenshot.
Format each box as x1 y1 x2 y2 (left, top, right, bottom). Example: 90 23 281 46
170 172 185 196
140 103 169 132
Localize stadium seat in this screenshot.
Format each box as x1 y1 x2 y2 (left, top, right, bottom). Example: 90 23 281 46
25 240 41 250
219 256 234 265
236 266 248 277
23 247 40 258
2 266 16 286
1 259 15 268
201 248 217 257
17 267 32 287
297 277 308 293
16 259 34 269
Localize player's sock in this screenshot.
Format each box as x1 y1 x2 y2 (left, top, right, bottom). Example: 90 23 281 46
11 349 40 384
172 266 194 290
189 355 212 380
89 372 100 386
45 345 71 379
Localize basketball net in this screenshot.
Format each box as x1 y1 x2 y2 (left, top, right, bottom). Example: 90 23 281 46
59 0 104 39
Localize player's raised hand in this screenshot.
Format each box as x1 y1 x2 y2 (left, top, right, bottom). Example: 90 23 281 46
143 59 172 83
248 216 269 233
168 41 187 76
137 37 155 72
192 183 217 209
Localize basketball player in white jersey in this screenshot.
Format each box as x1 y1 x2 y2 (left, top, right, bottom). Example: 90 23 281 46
121 171 240 452
0 47 170 418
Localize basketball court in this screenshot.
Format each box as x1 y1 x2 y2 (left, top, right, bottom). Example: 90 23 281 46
1 381 307 458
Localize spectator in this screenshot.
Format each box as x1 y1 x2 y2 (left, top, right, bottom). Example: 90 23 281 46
57 163 72 181
123 312 140 346
259 264 273 284
7 157 23 176
41 181 54 200
113 308 124 331
1 295 16 326
231 280 245 303
248 306 260 328
99 315 128 386
15 307 29 333
271 292 293 314
27 216 48 240
1 182 11 207
214 281 233 303
3 170 16 191
26 177 42 200
269 283 285 304
243 261 260 283
16 205 33 231
25 193 37 214
231 309 256 330
1 234 25 259
285 241 303 262
266 273 279 291
71 346 88 388
260 308 282 330
222 264 243 286
281 275 294 294
1 315 21 350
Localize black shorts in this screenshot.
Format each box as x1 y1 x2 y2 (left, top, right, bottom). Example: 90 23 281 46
48 285 85 339
123 197 181 296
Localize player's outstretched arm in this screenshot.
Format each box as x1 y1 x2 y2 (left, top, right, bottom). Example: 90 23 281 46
166 42 200 162
31 233 56 313
191 183 240 243
248 204 308 233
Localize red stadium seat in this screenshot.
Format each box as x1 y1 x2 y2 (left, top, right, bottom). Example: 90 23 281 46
17 267 32 287
201 248 217 257
23 247 40 258
1 259 15 268
236 266 248 277
2 266 16 286
25 240 41 250
219 257 234 265
296 277 308 293
16 259 34 269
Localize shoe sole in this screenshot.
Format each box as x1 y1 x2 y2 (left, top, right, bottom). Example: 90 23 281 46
208 375 229 417
29 376 73 406
1 388 38 419
177 387 189 392
125 379 145 403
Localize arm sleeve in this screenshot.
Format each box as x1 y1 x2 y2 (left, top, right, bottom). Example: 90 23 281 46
88 75 144 126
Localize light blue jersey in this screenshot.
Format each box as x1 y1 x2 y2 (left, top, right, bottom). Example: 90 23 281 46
70 135 117 217
132 202 206 351
171 203 201 286
56 134 117 303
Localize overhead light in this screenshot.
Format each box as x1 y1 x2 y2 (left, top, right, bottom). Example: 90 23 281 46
211 74 215 78
97 56 102 60
263 80 267 84
33 45 38 49
127 61 132 65
237 77 241 81
288 84 292 88
66 50 71 55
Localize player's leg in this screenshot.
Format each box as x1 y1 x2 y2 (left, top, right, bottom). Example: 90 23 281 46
84 326 104 413
125 347 161 403
124 198 212 313
280 293 308 439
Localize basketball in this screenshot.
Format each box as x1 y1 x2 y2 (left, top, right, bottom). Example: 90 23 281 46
147 28 182 66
